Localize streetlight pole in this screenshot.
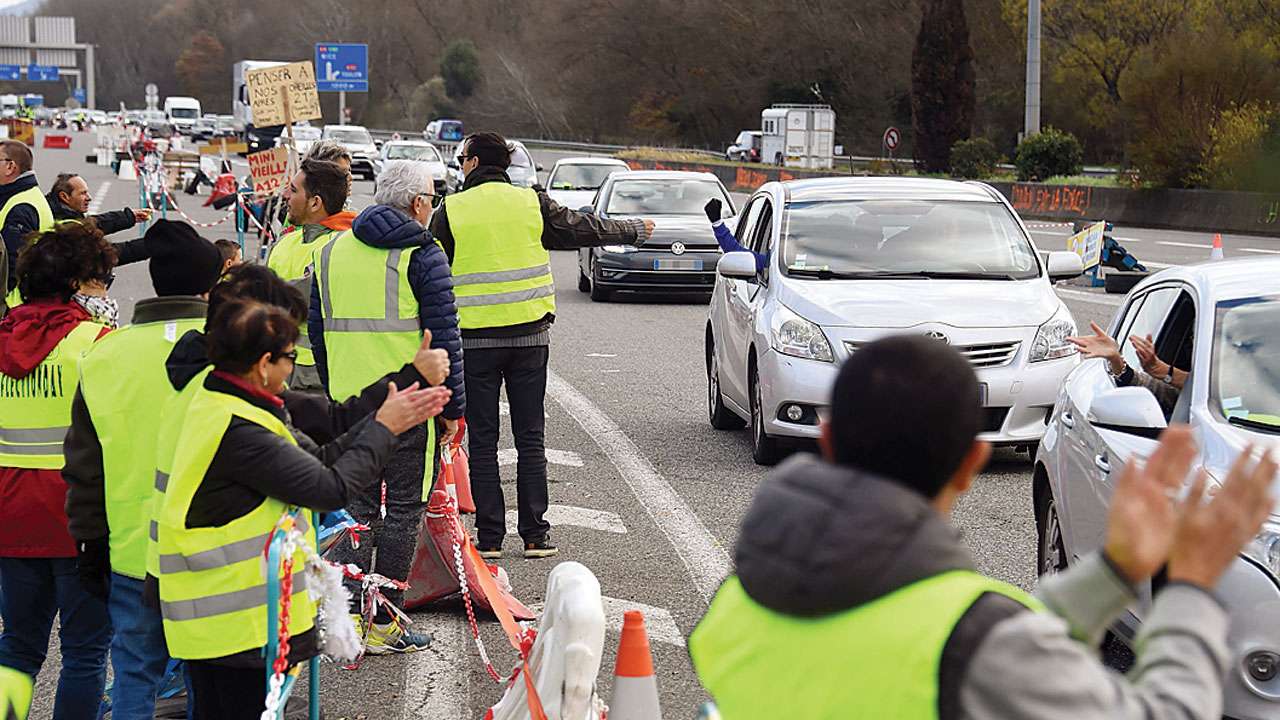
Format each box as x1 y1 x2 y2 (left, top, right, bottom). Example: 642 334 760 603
1024 0 1041 138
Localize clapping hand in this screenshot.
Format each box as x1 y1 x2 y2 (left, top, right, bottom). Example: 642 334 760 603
1068 322 1124 374
375 381 451 435
1129 334 1169 378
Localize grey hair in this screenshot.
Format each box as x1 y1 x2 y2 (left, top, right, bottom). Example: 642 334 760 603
304 139 352 164
373 160 434 212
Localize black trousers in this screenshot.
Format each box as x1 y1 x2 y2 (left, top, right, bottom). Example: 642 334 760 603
465 345 551 547
187 661 265 720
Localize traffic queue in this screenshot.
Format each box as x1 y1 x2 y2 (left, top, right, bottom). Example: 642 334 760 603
0 123 1277 720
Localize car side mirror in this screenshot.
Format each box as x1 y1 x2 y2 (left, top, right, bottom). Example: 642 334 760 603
536 163 545 171
1087 386 1168 432
577 205 595 214
718 251 758 281
1047 251 1084 280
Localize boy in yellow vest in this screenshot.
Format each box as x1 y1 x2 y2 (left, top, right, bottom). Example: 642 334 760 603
691 335 1276 720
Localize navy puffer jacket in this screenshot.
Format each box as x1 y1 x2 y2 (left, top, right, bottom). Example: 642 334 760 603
309 204 465 419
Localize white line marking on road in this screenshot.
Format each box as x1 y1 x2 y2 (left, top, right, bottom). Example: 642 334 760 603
601 597 685 647
498 448 584 467
402 614 469 719
1241 247 1280 254
498 400 550 419
1157 240 1211 249
1112 236 1143 243
507 504 628 534
87 180 110 214
546 370 731 602
1055 287 1124 306
586 353 617 358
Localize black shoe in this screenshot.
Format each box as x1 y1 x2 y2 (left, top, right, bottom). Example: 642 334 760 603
523 538 559 559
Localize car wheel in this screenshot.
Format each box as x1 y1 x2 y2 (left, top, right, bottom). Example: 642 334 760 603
1036 481 1068 576
749 363 782 465
588 260 612 302
707 331 746 431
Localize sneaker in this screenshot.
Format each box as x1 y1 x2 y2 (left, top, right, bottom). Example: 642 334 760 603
523 538 559 559
365 621 433 655
477 545 503 560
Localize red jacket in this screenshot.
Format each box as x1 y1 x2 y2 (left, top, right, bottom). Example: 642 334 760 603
0 300 106 557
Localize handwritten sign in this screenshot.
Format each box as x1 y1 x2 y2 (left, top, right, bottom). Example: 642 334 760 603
244 61 321 127
1067 220 1106 270
247 147 290 195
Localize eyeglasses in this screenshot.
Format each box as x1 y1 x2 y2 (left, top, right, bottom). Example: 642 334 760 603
418 192 443 209
275 349 298 363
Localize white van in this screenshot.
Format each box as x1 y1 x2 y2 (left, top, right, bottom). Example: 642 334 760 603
164 96 202 134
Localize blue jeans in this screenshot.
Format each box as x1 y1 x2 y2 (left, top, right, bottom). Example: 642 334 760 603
0 557 111 720
108 573 172 720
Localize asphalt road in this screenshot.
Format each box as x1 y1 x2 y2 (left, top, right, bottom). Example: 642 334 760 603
9 129 1237 719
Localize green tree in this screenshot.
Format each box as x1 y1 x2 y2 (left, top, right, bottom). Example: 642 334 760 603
440 40 482 100
911 0 977 172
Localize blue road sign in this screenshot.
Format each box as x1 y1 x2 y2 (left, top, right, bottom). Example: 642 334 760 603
73 87 86 104
0 65 19 81
315 43 368 92
27 65 59 82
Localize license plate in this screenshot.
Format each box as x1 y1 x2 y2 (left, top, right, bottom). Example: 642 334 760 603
654 258 703 271
978 383 988 407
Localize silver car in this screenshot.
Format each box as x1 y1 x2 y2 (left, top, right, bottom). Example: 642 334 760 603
322 124 378 180
545 156 631 210
373 140 448 195
1035 257 1280 720
706 177 1085 464
447 140 541 192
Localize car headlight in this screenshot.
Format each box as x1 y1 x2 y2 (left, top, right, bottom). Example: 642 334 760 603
600 245 635 254
1030 304 1077 362
1244 524 1280 580
770 304 834 363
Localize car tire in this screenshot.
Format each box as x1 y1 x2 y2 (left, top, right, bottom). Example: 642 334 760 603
707 331 746 431
588 260 612 302
1035 477 1068 577
749 363 782 465
578 267 591 293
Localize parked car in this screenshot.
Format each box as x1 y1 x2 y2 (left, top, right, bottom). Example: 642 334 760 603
725 130 763 162
706 177 1085 464
423 118 464 144
276 125 321 158
446 140 541 192
191 115 217 141
577 170 735 302
1034 257 1280 720
545 156 632 210
214 115 237 138
373 140 449 195
321 124 378 180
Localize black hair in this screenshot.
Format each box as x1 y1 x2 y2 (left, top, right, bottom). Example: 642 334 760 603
828 335 981 498
16 221 116 303
299 158 349 216
462 132 512 170
207 299 299 375
213 239 240 264
206 263 306 325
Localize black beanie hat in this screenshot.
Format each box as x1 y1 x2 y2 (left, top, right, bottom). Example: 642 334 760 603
145 220 225 297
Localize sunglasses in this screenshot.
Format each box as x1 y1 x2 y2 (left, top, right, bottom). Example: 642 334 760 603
274 349 299 363
418 192 443 209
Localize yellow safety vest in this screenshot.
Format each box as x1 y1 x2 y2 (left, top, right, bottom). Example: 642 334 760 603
2 185 55 308
155 385 318 661
79 314 204 579
266 225 340 368
0 321 104 468
446 183 554 330
147 365 211 580
0 665 31 720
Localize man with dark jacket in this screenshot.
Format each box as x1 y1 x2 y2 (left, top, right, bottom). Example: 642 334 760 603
429 132 652 559
0 140 53 306
47 173 154 265
690 335 1277 719
310 159 464 651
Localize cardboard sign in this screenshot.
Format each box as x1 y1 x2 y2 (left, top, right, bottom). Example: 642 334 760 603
244 61 321 127
247 146 289 195
1067 220 1106 270
198 140 248 155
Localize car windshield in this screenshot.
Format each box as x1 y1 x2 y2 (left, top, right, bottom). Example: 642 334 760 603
292 127 321 140
387 144 441 161
170 108 198 119
549 164 625 190
605 179 729 216
435 121 463 140
1212 295 1280 433
779 199 1040 279
327 128 372 145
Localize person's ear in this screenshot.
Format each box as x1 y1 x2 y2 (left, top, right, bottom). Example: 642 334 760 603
254 352 272 386
949 440 991 495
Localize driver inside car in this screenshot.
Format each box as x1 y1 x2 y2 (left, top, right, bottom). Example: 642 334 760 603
1069 321 1189 416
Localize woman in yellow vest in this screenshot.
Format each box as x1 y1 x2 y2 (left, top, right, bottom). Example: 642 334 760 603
0 222 114 720
155 298 450 719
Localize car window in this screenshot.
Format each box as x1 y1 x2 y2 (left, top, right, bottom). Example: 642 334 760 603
605 179 730 216
735 197 763 244
1120 287 1181 370
549 163 626 190
750 200 773 256
1211 294 1279 432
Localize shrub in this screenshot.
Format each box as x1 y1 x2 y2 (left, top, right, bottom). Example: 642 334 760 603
949 137 1002 179
1202 103 1277 191
1014 128 1084 181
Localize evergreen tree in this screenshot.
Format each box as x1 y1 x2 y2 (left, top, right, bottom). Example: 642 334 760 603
911 0 977 172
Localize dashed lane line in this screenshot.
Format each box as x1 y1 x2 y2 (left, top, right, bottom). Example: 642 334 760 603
497 448 584 468
1157 240 1211 249
1240 247 1280 255
87 180 111 214
507 504 628 535
1054 287 1124 307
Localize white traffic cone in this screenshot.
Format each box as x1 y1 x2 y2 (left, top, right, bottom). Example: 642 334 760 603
608 610 661 720
1210 233 1224 261
117 158 136 181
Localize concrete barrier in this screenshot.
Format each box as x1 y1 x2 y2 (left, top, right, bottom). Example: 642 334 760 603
622 158 836 193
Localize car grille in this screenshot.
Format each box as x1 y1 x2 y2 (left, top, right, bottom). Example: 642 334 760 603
844 340 1021 369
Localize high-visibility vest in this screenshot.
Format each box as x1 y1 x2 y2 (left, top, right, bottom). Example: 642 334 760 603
2 186 55 308
446 183 554 330
79 315 204 579
0 665 32 720
689 570 1043 720
266 225 339 368
0 321 104 468
312 229 436 493
146 365 211 579
155 385 318 661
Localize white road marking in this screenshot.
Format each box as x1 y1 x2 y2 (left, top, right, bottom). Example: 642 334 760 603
1241 247 1280 254
586 353 617 358
1157 240 1211 249
498 400 550 419
402 613 470 719
527 596 685 647
546 370 731 602
497 448 584 467
1055 287 1124 306
87 180 111 214
506 504 628 534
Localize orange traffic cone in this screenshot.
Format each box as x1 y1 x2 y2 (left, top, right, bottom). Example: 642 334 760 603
609 611 661 720
1210 233 1225 261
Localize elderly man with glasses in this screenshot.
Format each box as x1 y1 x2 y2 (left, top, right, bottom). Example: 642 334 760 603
0 140 54 311
308 159 463 653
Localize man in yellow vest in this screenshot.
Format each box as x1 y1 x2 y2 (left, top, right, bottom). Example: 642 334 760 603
310 159 465 651
268 159 354 391
428 132 652 559
63 220 224 720
0 140 54 313
690 335 1277 719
